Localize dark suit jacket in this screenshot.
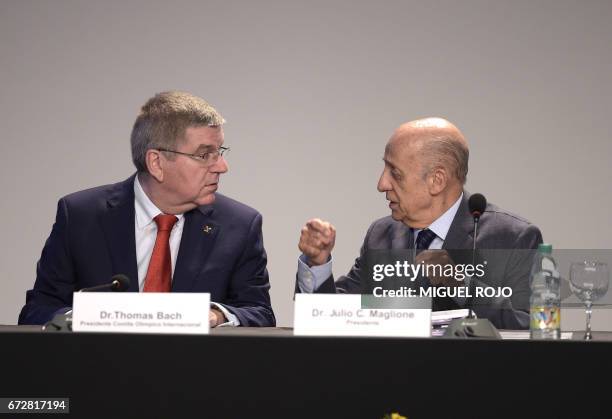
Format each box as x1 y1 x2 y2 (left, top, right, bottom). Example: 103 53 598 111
302 193 542 330
19 175 275 327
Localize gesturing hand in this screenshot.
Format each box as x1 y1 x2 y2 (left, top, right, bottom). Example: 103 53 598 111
298 218 336 267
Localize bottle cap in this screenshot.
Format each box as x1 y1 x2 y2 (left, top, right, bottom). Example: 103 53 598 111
538 243 553 254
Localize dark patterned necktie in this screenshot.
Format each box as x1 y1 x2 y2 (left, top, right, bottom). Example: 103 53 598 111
415 228 437 253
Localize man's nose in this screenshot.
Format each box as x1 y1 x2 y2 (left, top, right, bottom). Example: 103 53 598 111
377 171 389 192
212 155 229 173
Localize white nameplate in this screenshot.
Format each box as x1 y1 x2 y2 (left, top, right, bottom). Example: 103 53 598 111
72 292 210 334
294 294 431 337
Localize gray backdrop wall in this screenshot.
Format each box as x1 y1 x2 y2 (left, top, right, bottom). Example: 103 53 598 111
1 0 611 327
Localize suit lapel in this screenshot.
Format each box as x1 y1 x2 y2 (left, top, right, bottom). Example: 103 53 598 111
390 222 413 250
99 175 139 292
172 205 219 292
443 193 474 250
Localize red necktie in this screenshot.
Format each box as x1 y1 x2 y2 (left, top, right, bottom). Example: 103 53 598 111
143 214 178 292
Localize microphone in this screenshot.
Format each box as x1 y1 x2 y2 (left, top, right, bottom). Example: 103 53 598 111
79 274 130 292
444 193 500 339
468 193 487 222
43 275 131 332
467 193 487 317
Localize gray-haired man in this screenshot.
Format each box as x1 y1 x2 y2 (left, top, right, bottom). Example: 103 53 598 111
20 91 275 327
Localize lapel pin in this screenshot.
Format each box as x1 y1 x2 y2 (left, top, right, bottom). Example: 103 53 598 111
203 225 213 234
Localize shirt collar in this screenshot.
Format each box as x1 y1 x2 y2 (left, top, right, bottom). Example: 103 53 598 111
414 193 463 241
134 175 184 229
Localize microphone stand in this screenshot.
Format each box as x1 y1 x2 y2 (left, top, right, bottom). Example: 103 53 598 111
443 201 501 339
43 275 130 332
466 215 479 319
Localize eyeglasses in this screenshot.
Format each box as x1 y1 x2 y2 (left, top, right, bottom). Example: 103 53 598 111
157 146 230 166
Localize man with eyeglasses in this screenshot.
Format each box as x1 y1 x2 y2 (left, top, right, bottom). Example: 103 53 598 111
19 91 275 328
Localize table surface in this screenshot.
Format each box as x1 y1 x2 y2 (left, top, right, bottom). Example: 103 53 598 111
3 324 612 340
1 325 611 419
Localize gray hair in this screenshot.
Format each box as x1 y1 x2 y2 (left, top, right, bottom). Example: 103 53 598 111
130 91 225 173
419 135 469 184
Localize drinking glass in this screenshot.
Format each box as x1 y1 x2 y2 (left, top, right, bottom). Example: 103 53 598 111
569 261 610 340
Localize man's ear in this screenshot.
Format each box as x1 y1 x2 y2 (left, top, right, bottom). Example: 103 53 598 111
145 149 164 182
428 166 448 195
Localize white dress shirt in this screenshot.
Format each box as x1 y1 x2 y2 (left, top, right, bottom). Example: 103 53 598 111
134 176 238 326
297 194 464 293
